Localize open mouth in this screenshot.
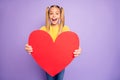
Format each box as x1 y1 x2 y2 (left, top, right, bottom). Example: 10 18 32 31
52 18 57 21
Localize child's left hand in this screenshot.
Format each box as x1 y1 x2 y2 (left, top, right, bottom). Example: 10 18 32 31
73 48 82 57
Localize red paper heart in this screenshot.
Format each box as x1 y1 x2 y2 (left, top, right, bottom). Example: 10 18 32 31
28 30 79 76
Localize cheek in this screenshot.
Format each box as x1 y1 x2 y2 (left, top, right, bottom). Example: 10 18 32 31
57 15 60 19
49 15 52 19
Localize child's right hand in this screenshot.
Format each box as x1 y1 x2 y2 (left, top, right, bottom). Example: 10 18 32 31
25 44 33 54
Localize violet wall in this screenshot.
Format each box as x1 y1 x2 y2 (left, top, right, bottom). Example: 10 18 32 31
0 0 120 80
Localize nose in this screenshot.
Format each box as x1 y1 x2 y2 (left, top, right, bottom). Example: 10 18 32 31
52 13 56 17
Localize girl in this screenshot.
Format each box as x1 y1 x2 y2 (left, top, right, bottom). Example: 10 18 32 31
25 5 81 80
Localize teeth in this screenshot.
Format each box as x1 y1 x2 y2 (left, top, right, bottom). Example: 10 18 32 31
52 18 57 21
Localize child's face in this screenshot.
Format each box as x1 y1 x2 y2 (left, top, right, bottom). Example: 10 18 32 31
49 7 60 25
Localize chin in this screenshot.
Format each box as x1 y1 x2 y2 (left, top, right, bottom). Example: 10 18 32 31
51 22 58 25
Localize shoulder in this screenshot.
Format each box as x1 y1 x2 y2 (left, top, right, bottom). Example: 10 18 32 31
40 26 46 31
63 25 70 31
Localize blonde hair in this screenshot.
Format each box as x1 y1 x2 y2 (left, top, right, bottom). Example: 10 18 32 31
45 5 65 34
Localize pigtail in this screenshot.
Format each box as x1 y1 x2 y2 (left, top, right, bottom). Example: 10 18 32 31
58 7 65 34
46 7 50 32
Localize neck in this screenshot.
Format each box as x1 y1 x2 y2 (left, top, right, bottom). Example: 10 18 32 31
51 24 59 27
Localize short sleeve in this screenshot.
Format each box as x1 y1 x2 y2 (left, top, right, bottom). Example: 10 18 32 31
62 25 70 32
40 26 47 31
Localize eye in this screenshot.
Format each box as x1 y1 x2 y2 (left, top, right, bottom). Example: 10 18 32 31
49 13 53 15
56 13 59 15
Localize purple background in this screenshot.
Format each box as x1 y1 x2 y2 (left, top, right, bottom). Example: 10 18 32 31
0 0 120 80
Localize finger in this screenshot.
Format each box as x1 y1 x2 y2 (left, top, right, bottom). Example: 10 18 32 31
25 44 32 48
74 54 79 57
26 46 32 50
74 49 80 52
25 47 31 51
73 51 80 54
28 48 33 52
27 50 32 53
73 52 77 54
25 47 33 53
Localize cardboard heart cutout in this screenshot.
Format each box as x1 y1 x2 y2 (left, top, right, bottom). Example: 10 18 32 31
28 30 79 76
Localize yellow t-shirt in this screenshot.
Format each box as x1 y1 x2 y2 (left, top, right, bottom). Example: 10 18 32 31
40 25 70 41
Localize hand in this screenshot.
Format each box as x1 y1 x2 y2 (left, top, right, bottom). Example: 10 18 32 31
73 48 82 57
25 44 33 54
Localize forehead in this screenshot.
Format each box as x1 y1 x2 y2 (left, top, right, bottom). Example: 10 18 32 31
49 7 60 12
